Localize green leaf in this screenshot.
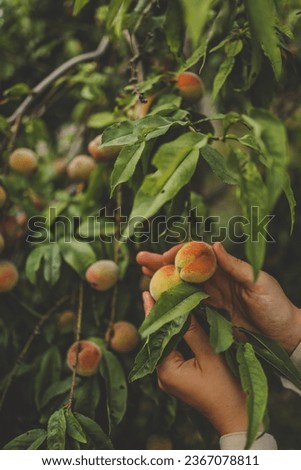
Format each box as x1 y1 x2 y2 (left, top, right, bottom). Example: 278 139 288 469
74 376 101 418
99 347 127 430
181 41 207 71
230 150 268 277
110 141 146 196
211 39 243 103
201 146 238 185
47 409 67 450
41 377 74 409
101 121 137 147
106 0 131 37
74 413 113 449
244 0 282 79
236 343 268 450
244 109 288 210
35 346 62 410
283 173 296 234
3 429 46 450
129 314 190 382
65 409 87 444
43 244 62 285
139 283 208 338
28 431 47 450
180 0 214 49
87 112 116 129
59 239 96 276
25 246 46 284
165 0 185 58
73 0 90 15
124 133 207 236
239 328 301 390
206 308 234 353
25 244 61 286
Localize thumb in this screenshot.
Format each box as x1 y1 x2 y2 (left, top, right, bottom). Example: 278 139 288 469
213 242 255 285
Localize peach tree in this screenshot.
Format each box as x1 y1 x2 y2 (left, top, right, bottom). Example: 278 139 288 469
0 0 301 450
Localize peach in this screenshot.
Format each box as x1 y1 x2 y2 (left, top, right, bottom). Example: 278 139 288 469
9 148 38 175
57 310 76 333
0 186 7 208
146 434 173 450
85 260 119 291
176 71 204 102
0 233 5 254
1 211 27 243
106 321 140 354
67 155 96 181
149 264 183 301
66 340 102 376
88 134 121 162
175 241 216 283
0 260 19 293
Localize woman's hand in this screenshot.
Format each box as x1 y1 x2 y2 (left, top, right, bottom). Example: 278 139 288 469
142 292 248 436
137 242 301 354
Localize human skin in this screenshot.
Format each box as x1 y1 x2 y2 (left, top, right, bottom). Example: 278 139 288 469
137 242 301 354
137 242 301 434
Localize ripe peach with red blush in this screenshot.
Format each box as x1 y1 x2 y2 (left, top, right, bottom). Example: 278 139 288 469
149 264 183 301
0 261 19 293
85 260 119 291
176 72 204 102
66 340 102 376
175 241 216 283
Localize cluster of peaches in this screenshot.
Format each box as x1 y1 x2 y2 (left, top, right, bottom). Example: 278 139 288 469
0 71 205 376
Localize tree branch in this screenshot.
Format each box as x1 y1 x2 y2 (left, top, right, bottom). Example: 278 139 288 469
8 36 110 124
0 295 70 410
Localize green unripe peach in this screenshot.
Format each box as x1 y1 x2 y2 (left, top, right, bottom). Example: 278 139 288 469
106 321 140 354
176 71 204 102
88 134 121 162
0 260 19 293
85 260 119 291
146 434 173 450
149 264 183 301
175 241 216 283
9 148 38 175
66 340 102 376
67 155 96 181
0 186 7 208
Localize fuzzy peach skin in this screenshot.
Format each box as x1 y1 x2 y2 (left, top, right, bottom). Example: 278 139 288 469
57 310 76 333
176 71 204 102
67 155 96 181
88 134 121 161
0 261 19 293
67 340 102 376
175 241 217 283
106 321 140 354
149 264 183 301
9 148 38 175
85 260 119 291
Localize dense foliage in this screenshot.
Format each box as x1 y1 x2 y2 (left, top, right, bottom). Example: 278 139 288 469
0 0 301 450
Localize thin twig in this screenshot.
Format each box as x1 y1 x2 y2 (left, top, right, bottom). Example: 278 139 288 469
106 186 122 343
66 282 84 410
0 295 70 410
8 36 110 124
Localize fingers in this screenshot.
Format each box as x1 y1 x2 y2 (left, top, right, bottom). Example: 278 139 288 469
213 242 255 286
142 266 155 278
162 244 184 265
142 291 154 316
136 251 164 272
183 316 216 361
